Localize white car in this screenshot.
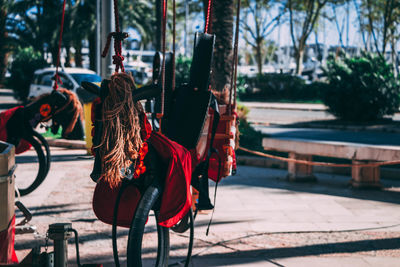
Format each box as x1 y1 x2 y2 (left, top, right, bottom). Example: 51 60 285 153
28 67 101 99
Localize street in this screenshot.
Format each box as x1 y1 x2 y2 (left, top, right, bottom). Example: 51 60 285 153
13 147 400 266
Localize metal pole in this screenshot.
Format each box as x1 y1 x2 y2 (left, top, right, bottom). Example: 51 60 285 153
184 0 189 56
96 0 101 75
48 223 72 267
100 0 115 78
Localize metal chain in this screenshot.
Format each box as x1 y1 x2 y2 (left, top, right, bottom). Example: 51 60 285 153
44 231 49 252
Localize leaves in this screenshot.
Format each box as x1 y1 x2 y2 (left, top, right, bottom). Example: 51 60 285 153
322 52 400 121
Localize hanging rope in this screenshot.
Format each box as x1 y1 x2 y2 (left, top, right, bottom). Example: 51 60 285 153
158 0 168 132
53 0 67 90
228 0 241 115
204 0 213 33
101 0 129 73
238 146 400 168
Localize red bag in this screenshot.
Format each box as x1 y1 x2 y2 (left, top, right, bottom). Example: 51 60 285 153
0 106 32 154
92 180 141 228
207 105 237 182
0 216 18 264
92 132 192 229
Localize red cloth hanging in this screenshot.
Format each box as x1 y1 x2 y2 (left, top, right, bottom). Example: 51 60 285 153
149 132 192 228
0 216 18 265
0 107 32 154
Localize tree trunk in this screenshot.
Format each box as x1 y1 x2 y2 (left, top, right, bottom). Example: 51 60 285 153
50 46 59 66
391 35 398 77
210 0 234 92
89 31 96 71
75 43 83 67
295 44 305 75
155 0 162 51
255 40 263 75
65 45 71 67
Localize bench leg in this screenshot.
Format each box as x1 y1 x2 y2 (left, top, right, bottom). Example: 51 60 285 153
351 160 382 189
287 153 316 182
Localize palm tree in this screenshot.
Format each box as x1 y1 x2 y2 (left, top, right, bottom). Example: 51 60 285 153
209 0 234 92
7 0 66 65
0 0 12 85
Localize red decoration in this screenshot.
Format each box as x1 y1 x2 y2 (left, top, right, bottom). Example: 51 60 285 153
39 104 52 117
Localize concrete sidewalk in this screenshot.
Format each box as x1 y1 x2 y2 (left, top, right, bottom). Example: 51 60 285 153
241 101 327 111
13 147 400 266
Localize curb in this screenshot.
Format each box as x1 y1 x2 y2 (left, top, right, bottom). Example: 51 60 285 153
237 155 400 181
240 102 327 111
45 138 87 149
280 122 400 134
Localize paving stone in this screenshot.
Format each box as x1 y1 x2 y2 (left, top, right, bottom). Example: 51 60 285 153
13 149 400 266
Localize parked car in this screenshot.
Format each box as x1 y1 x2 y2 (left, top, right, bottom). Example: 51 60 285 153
124 67 150 86
28 67 101 99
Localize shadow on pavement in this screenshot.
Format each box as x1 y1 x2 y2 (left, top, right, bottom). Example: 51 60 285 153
58 235 400 267
15 153 91 164
186 237 400 265
222 167 400 205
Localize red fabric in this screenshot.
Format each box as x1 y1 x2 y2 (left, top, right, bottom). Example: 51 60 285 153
0 215 18 264
149 132 192 228
0 106 32 154
92 132 192 229
92 180 141 228
0 107 21 142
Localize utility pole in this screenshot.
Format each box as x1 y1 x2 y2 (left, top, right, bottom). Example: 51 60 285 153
346 1 350 49
100 0 114 78
96 0 100 75
156 0 162 51
184 0 189 56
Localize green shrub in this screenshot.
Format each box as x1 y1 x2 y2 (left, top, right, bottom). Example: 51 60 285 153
239 73 322 101
238 117 265 152
322 53 400 121
175 55 191 87
9 47 48 101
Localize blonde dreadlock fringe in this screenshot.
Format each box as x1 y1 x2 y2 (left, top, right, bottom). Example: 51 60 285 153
99 72 144 188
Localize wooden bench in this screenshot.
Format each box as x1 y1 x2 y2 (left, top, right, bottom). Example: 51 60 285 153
262 137 400 188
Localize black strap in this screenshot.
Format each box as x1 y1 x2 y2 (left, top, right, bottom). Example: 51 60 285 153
207 94 220 153
112 181 130 267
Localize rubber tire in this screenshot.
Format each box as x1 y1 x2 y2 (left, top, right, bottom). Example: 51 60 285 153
171 209 191 233
17 134 48 196
127 185 169 267
32 130 51 176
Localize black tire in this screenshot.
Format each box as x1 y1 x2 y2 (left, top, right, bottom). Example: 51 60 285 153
15 134 48 196
171 208 191 234
32 130 51 176
170 208 195 267
127 185 169 267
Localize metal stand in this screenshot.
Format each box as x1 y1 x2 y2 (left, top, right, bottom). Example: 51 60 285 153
48 223 72 267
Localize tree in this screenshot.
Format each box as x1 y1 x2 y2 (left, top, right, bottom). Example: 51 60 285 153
241 0 282 75
210 0 234 93
353 0 400 75
287 0 329 75
0 0 12 85
7 0 70 65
